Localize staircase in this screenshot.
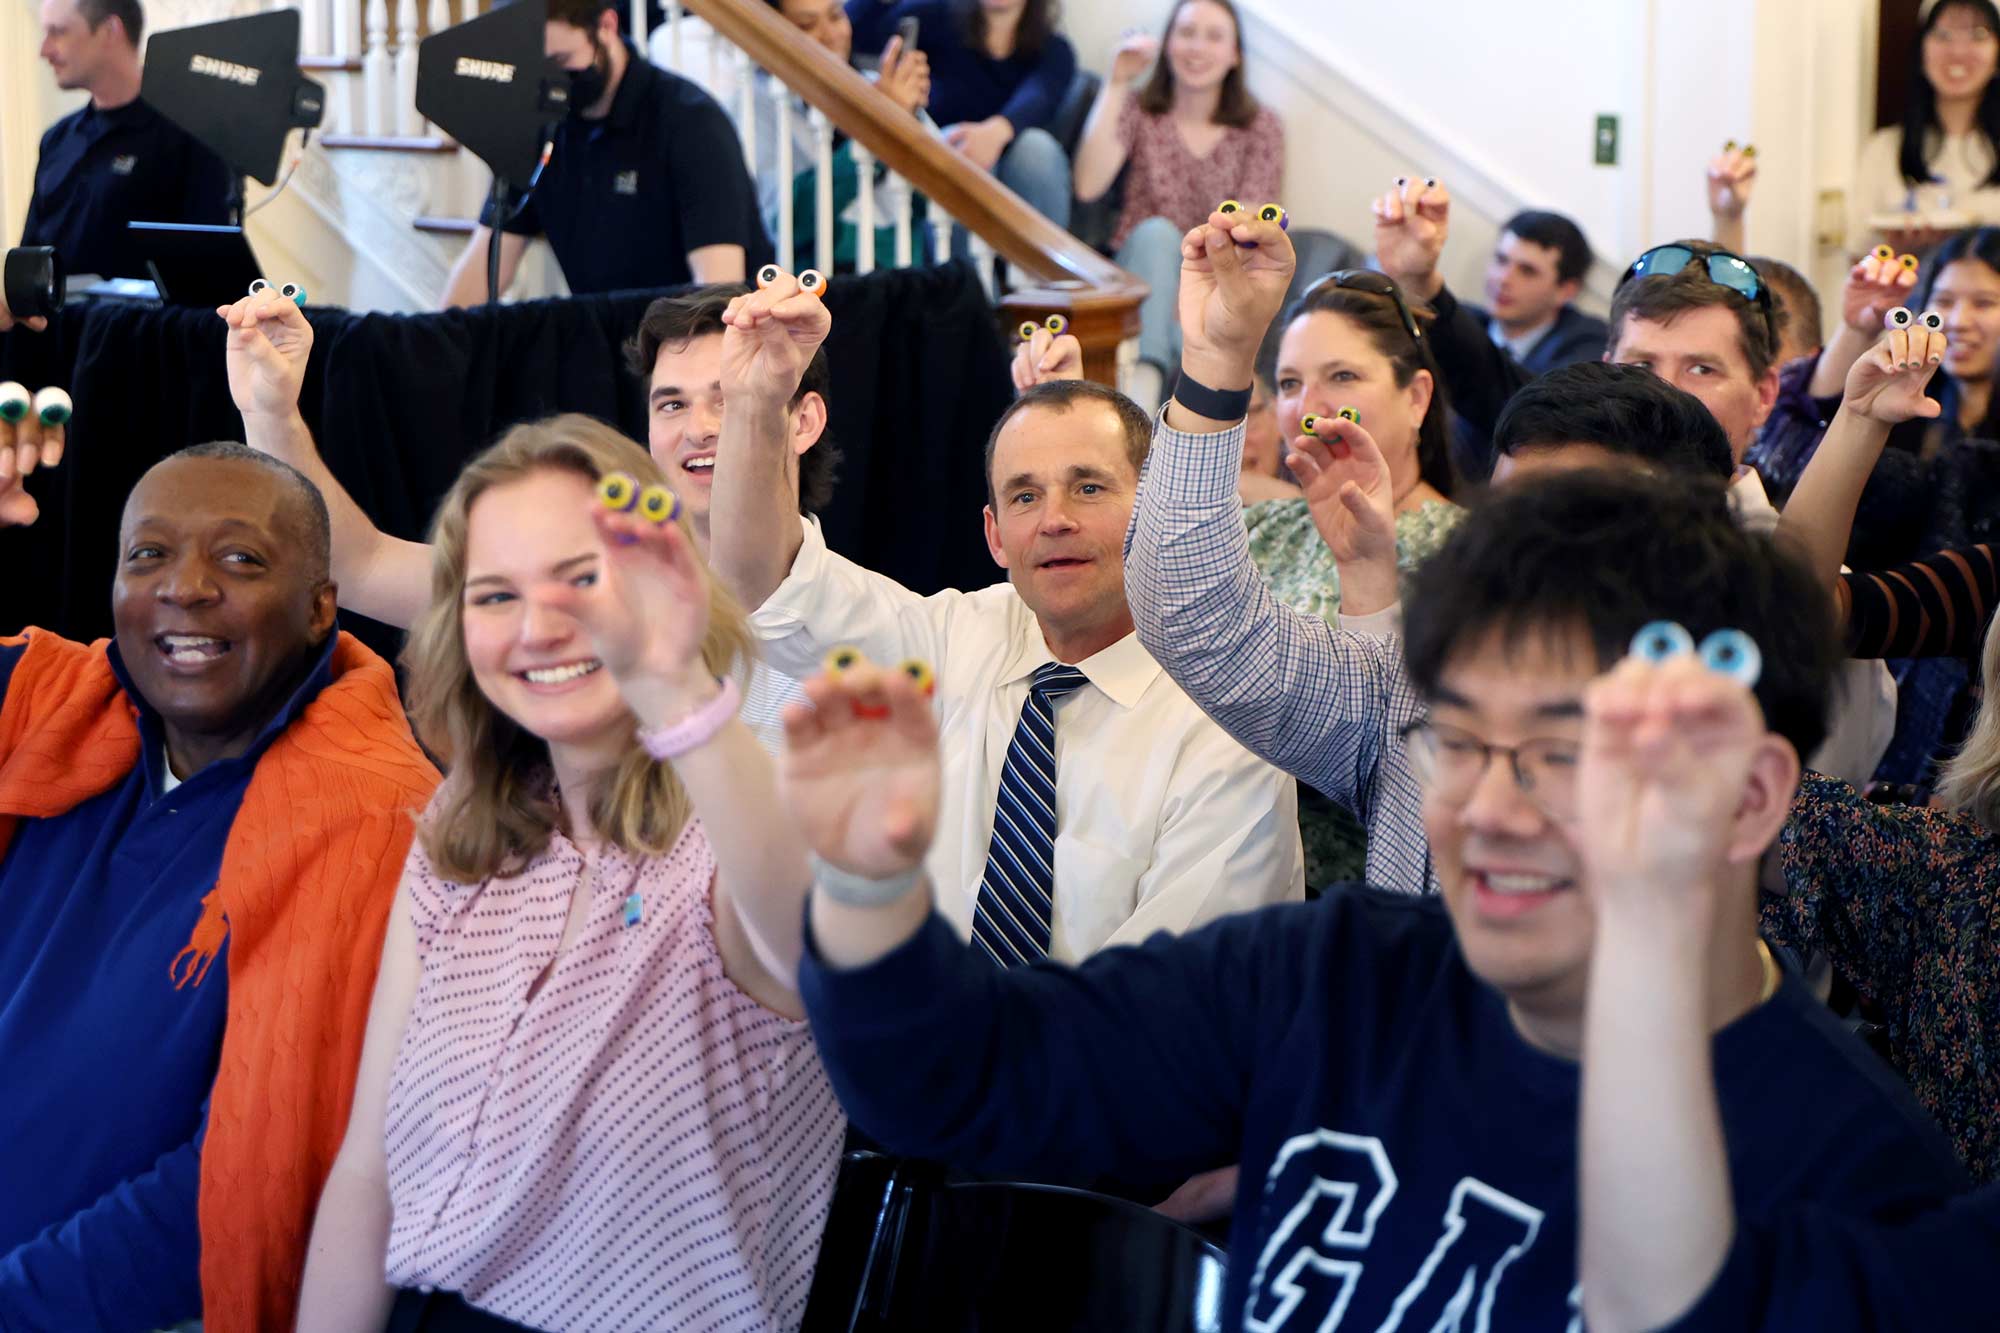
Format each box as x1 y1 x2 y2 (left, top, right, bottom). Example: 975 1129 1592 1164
220 0 1143 383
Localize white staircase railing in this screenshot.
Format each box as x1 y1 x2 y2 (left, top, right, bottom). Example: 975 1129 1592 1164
249 0 1067 313
276 0 982 286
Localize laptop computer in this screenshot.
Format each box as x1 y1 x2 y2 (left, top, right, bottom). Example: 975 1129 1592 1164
127 221 264 307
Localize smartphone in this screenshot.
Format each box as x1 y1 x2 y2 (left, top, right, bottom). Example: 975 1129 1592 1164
896 15 920 51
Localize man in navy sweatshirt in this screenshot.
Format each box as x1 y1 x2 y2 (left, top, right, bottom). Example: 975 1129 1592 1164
0 419 436 1328
780 207 1976 1330
1575 603 2000 1330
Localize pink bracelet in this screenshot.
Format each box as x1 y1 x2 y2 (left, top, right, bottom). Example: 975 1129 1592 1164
636 676 742 760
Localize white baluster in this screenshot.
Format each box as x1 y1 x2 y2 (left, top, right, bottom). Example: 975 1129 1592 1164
930 205 954 263
394 0 421 136
735 48 756 174
772 81 795 272
892 168 912 267
810 108 834 276
852 140 876 274
667 0 682 71
1116 336 1141 397
628 0 647 48
301 0 327 59
331 0 357 58
968 236 996 299
421 0 451 134
363 0 393 136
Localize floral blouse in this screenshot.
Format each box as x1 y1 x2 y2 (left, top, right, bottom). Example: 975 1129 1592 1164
1244 497 1464 887
1766 773 2000 1180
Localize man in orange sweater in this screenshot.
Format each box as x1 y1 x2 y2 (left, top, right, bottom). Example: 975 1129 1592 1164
0 406 437 1333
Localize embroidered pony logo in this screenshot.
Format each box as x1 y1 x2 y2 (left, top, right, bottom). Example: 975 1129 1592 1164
169 888 229 989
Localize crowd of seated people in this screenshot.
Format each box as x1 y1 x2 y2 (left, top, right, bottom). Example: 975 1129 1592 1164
21 1 2000 1331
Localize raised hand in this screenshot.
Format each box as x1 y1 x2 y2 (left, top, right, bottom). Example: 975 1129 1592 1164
720 267 832 404
1109 29 1159 84
0 383 62 526
0 290 48 335
1011 322 1084 392
878 35 930 115
1287 411 1395 567
1176 205 1297 384
1372 177 1450 299
944 117 1013 173
219 287 312 419
1843 312 1947 424
0 383 67 504
781 654 942 880
1841 247 1920 336
1706 142 1757 221
1577 645 1769 916
542 481 715 710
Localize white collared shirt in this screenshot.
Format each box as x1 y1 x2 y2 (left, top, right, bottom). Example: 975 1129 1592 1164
750 517 1305 960
1488 315 1555 364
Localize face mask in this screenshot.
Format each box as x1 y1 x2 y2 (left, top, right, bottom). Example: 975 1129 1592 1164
567 38 608 108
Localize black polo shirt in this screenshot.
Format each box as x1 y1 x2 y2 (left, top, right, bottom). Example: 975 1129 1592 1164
484 45 772 293
21 96 236 280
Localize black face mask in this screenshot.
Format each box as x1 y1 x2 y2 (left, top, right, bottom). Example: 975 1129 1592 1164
567 38 609 109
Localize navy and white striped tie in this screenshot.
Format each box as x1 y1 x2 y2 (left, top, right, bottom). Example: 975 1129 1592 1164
972 661 1089 965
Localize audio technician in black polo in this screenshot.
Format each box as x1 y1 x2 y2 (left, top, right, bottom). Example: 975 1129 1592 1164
440 0 771 307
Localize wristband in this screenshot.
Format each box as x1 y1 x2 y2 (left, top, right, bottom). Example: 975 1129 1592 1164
1171 367 1252 422
811 856 924 907
636 676 741 760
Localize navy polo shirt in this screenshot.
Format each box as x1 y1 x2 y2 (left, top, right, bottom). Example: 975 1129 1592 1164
0 631 336 1330
484 44 771 293
20 96 236 281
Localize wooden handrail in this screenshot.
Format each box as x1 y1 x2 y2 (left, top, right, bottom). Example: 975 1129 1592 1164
683 0 1144 385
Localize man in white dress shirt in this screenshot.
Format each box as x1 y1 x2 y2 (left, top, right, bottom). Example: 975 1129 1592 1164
709 273 1304 963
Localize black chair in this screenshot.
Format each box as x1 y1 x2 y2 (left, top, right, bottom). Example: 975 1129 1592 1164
803 1152 1229 1333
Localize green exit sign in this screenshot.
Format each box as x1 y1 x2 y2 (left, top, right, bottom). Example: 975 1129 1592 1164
1594 115 1619 166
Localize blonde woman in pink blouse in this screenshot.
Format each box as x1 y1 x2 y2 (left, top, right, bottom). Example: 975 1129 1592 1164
1073 0 1283 393
295 417 846 1333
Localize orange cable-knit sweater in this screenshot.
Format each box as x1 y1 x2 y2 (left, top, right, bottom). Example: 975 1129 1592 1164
0 627 438 1332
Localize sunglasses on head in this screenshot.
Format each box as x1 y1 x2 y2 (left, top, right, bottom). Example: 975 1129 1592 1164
1618 243 1778 345
1300 269 1425 349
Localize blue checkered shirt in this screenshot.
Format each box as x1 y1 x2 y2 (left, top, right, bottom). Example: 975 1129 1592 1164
1124 414 1438 895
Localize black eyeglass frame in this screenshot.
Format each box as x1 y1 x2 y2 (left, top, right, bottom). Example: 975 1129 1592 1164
1299 269 1426 350
1617 243 1779 349
1397 718 1583 822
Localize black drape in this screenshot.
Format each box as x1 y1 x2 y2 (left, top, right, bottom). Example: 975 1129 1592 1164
1 261 1012 660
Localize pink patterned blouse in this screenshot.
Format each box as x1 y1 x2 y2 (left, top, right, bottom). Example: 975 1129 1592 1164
1110 92 1285 250
382 814 845 1333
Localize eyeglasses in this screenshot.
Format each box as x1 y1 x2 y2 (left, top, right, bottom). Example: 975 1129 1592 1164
1300 269 1425 349
1400 719 1581 822
1618 243 1778 347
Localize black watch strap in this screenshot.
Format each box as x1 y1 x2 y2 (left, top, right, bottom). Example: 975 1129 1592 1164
1171 367 1252 422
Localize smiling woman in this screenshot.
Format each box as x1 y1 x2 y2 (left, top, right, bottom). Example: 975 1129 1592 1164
293 414 845 1333
1071 0 1283 385
1854 0 2000 246
401 418 751 879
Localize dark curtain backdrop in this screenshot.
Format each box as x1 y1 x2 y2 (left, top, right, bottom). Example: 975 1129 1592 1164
0 261 1013 661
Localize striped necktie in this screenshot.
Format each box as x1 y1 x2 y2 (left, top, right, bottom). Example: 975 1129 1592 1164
972 661 1090 966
